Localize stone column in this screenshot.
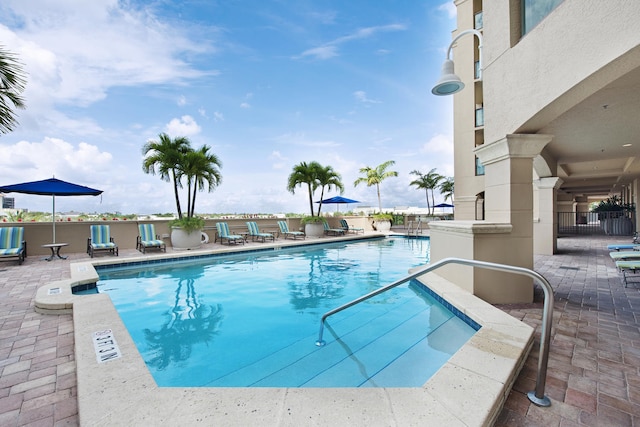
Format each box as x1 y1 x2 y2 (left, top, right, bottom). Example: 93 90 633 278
534 177 563 255
429 134 552 304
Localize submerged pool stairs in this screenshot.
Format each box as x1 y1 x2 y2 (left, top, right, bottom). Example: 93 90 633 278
205 283 474 388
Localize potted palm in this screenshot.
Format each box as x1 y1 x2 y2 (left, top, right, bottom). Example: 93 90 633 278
287 161 344 238
301 215 326 238
143 133 222 250
372 213 393 233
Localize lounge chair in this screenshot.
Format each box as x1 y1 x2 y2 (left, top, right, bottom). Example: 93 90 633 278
137 223 166 253
607 243 640 251
340 219 364 234
215 222 245 245
609 251 640 261
88 225 118 258
615 260 640 287
246 221 275 242
278 220 305 240
323 221 345 236
0 226 27 265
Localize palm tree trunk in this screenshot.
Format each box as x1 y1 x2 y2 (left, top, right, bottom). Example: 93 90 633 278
190 185 197 219
316 189 325 216
376 184 382 213
187 179 193 217
431 190 436 216
171 170 183 219
307 183 315 216
425 189 430 215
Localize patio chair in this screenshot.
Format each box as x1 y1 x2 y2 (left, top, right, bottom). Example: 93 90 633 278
0 226 27 265
609 250 640 261
88 225 119 258
215 222 245 245
137 223 166 253
615 260 640 287
607 243 640 251
340 219 364 234
278 220 305 240
246 221 275 243
323 221 345 236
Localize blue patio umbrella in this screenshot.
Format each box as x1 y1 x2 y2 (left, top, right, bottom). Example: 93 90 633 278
0 177 103 243
316 196 360 212
434 203 454 208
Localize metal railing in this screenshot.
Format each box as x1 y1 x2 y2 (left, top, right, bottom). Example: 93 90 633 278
405 219 423 236
557 211 636 236
315 257 554 407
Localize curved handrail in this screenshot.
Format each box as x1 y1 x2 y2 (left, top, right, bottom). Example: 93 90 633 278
315 257 553 407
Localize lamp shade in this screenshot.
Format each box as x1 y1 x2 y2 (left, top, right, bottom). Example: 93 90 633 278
431 59 465 96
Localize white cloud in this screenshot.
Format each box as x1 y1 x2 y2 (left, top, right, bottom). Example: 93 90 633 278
299 45 339 60
240 102 251 109
0 137 113 184
165 115 201 137
438 2 457 20
354 90 382 104
212 111 224 121
420 133 453 156
297 24 406 60
177 95 187 106
0 1 217 133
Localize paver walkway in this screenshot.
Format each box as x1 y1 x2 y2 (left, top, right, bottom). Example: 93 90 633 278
0 235 638 426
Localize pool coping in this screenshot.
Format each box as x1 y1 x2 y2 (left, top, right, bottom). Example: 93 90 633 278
35 235 535 426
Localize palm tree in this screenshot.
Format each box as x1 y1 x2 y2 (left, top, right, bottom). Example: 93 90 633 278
0 46 27 134
315 165 344 216
409 169 443 215
178 145 222 218
439 177 454 206
142 133 191 219
287 161 322 216
353 160 398 213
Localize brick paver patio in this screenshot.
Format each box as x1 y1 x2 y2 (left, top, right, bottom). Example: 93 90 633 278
1 235 638 426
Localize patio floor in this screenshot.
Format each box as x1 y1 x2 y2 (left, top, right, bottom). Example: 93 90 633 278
0 234 639 426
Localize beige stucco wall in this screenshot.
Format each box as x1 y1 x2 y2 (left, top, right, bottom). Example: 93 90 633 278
428 221 535 304
0 216 371 257
451 0 485 220
483 0 640 143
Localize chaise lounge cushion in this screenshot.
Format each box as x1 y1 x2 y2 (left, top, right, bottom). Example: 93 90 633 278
0 226 26 264
88 225 118 257
137 223 166 253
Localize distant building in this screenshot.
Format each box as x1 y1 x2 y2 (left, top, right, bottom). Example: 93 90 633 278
2 196 15 209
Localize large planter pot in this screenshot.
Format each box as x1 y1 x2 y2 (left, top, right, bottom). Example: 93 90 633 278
170 227 203 250
374 220 392 234
304 222 324 238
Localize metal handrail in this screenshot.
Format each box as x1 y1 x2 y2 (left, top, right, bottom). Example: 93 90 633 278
315 257 553 407
406 219 423 236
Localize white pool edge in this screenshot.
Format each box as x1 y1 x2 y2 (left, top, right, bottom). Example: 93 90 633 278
36 243 535 426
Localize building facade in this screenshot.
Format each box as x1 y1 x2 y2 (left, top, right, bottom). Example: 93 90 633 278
429 0 640 303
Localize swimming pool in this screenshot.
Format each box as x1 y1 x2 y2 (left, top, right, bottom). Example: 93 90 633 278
96 237 478 387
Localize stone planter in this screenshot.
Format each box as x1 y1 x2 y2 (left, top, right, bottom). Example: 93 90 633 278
304 222 325 238
170 227 203 250
374 220 392 234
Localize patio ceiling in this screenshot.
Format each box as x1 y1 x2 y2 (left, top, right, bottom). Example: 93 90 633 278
532 64 640 201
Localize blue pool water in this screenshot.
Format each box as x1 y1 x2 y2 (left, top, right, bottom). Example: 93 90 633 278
97 237 478 387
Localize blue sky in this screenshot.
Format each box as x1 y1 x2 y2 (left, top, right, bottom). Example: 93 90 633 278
0 0 456 215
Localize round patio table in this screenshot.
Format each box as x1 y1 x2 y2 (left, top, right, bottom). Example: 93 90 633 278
42 243 69 261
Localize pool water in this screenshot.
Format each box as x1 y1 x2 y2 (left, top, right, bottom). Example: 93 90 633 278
97 237 477 387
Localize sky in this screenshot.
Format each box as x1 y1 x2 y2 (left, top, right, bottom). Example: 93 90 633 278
0 0 457 216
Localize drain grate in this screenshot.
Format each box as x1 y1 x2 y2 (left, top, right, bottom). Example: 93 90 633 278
559 266 580 270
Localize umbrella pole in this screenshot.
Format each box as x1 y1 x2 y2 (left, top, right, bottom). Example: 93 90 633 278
52 195 56 243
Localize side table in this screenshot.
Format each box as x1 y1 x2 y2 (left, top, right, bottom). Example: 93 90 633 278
42 243 69 261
